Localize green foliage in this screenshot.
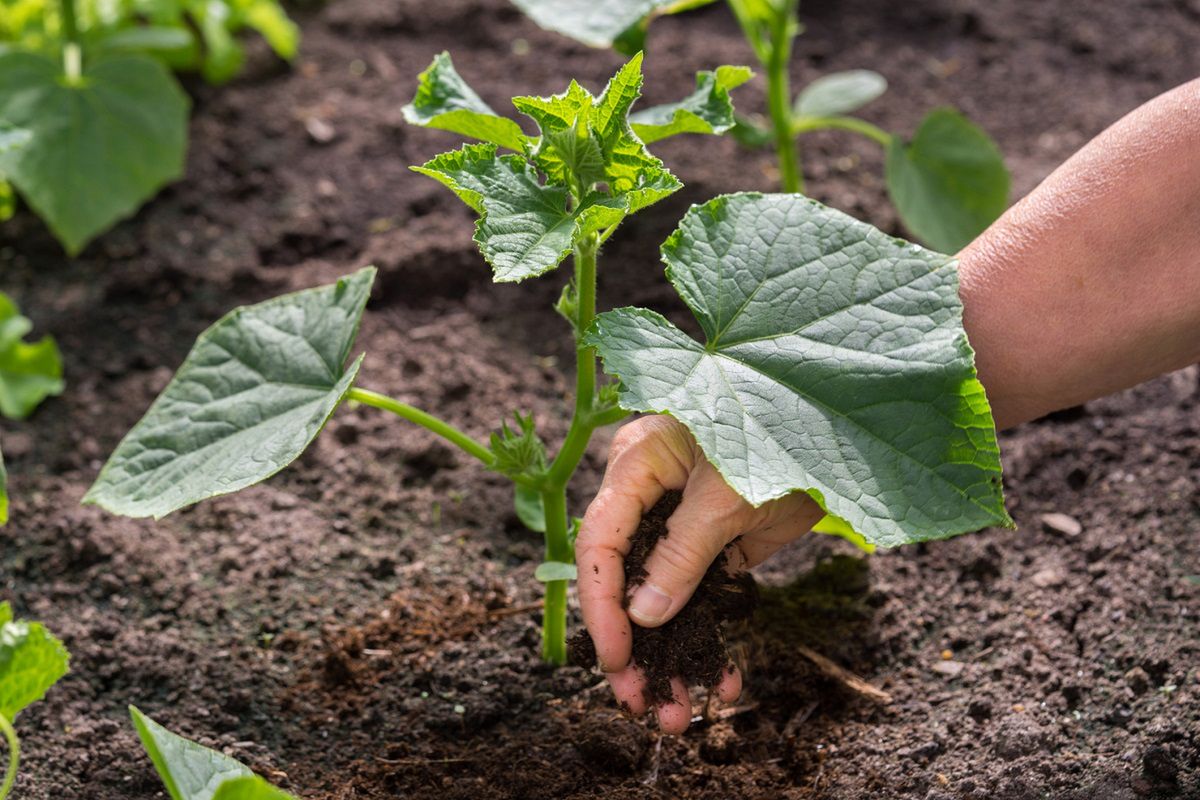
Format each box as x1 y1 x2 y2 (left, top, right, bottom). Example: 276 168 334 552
0 51 189 255
0 291 64 420
885 108 1010 254
535 561 578 581
509 0 714 48
0 445 7 526
0 602 69 722
83 268 374 518
793 69 886 117
588 193 1011 547
401 52 526 151
130 707 298 800
629 65 753 143
489 412 547 481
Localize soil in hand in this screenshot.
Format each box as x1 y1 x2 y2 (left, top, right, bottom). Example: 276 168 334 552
569 490 758 706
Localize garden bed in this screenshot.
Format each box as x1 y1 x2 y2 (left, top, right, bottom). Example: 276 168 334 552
1 0 1198 797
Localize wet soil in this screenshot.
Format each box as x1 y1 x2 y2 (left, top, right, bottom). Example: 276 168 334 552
1 0 1198 798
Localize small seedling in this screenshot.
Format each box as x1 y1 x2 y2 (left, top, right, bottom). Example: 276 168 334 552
0 0 298 253
130 706 297 799
0 602 70 800
509 0 1010 253
85 54 1009 667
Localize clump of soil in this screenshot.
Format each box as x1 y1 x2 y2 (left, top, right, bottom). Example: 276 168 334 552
569 490 758 706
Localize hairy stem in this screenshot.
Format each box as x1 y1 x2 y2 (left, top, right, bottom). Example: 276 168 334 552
793 114 893 147
0 714 18 800
540 486 571 664
766 36 802 193
346 387 495 466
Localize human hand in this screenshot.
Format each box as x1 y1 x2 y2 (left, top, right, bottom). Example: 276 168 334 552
576 415 825 733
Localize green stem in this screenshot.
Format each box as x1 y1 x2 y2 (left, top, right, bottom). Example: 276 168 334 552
540 486 570 664
0 714 18 800
346 387 495 467
765 36 802 193
793 114 893 147
60 0 81 82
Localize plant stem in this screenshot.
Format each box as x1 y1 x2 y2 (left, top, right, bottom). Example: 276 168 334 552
765 31 802 193
59 0 81 82
346 387 495 466
0 714 18 800
793 115 893 147
538 233 602 664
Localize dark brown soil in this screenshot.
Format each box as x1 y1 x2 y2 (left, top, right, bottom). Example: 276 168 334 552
568 491 757 706
1 0 1198 798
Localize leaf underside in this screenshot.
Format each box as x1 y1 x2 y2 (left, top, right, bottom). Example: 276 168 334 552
0 602 70 721
885 108 1009 254
509 0 683 47
588 192 1010 548
0 290 65 420
0 52 189 254
84 268 376 518
130 706 255 800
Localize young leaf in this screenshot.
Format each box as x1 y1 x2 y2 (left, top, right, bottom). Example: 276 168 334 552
83 268 376 519
403 52 527 152
129 706 254 800
413 144 625 282
0 602 70 722
211 776 298 800
514 485 546 533
534 561 578 582
0 291 64 421
509 0 703 48
588 193 1011 548
488 412 547 479
793 70 887 118
0 52 189 255
885 108 1009 254
630 65 752 144
0 443 7 526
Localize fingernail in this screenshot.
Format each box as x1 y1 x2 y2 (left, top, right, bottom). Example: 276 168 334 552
629 582 672 625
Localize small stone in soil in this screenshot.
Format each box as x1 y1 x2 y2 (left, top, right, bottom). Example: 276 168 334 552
1040 512 1083 536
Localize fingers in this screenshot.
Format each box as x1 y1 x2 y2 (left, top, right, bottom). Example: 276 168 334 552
655 679 693 735
576 417 695 672
607 665 649 716
734 492 826 568
716 663 743 704
627 463 754 627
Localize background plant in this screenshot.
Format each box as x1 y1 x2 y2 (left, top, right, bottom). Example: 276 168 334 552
508 0 1010 253
0 602 69 800
84 54 1009 669
0 0 298 254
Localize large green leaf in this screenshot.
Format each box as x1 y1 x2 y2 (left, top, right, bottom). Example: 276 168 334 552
0 291 64 420
83 268 376 518
403 52 527 152
588 193 1010 548
630 65 752 144
0 52 189 254
130 706 254 800
414 144 625 282
509 0 702 47
793 70 887 118
0 602 70 721
885 108 1009 254
211 776 298 800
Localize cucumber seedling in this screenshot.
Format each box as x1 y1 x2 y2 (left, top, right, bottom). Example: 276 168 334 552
509 0 1010 253
85 54 1010 667
0 603 69 800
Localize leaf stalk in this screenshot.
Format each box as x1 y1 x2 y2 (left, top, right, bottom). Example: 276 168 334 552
0 714 18 800
346 387 496 467
793 114 893 147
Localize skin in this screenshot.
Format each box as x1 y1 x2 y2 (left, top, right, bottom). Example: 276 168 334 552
576 78 1200 734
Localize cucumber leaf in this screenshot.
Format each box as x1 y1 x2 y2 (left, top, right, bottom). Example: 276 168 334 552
0 601 70 721
885 108 1009 254
402 52 527 152
535 561 578 581
0 52 189 255
130 706 254 800
514 485 546 532
793 70 887 118
630 65 753 144
588 193 1010 548
0 290 64 420
212 776 298 800
84 268 376 519
509 0 711 48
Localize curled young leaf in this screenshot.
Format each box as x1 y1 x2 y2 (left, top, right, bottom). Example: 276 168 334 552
886 108 1009 254
0 52 189 254
631 65 753 144
84 268 376 519
793 70 887 118
403 52 527 152
0 291 64 421
588 193 1011 548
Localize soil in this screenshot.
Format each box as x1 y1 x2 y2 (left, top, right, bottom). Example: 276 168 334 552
568 490 757 706
1 0 1198 798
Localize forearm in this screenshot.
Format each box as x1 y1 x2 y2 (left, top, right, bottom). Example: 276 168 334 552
959 78 1200 430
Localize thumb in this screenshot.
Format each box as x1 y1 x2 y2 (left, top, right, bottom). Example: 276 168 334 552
626 466 751 627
